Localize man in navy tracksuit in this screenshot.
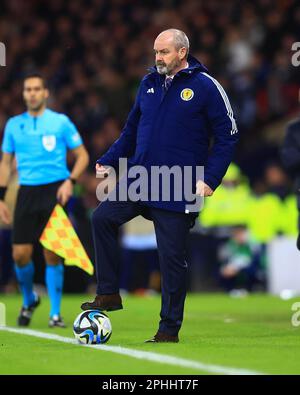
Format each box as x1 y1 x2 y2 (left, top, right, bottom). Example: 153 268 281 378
281 117 300 249
81 29 239 342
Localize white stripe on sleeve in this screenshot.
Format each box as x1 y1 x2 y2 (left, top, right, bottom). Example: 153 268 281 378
201 72 238 135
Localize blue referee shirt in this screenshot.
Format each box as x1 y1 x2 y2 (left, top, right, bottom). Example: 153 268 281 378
1 108 83 185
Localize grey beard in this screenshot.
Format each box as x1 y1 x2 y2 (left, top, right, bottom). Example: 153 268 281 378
156 65 168 75
156 58 181 75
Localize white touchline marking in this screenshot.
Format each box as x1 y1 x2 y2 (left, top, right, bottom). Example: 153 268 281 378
0 326 263 375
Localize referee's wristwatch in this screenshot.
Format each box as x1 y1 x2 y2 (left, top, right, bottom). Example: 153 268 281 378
68 177 77 185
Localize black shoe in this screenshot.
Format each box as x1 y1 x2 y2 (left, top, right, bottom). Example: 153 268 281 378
48 315 66 328
145 331 179 343
297 234 300 250
81 294 123 311
17 295 41 327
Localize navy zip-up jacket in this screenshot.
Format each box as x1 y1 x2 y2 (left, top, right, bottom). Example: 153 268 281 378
97 55 239 213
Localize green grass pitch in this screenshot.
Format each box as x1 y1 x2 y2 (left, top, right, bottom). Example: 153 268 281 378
0 293 300 375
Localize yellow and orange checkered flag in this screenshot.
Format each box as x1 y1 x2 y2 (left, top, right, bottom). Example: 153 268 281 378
39 204 94 276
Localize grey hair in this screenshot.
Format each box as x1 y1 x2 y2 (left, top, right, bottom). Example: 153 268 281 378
159 29 190 57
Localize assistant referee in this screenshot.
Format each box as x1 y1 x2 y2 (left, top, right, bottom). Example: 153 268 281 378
0 73 89 327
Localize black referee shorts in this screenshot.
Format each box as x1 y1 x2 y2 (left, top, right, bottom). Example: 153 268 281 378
12 180 65 244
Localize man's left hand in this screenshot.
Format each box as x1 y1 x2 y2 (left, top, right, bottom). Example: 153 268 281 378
196 180 214 197
56 179 73 206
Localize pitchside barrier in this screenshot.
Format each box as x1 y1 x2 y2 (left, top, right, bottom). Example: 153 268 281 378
267 236 300 296
0 302 6 326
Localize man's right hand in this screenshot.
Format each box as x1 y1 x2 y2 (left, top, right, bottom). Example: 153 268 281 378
95 163 110 178
0 200 11 225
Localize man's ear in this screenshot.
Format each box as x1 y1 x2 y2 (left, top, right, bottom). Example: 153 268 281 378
45 89 50 99
179 47 187 60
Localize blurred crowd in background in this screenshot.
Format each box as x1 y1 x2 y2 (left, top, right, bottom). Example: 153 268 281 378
0 0 300 295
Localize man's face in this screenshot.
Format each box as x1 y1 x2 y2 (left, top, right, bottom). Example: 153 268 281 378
23 77 49 111
154 34 185 75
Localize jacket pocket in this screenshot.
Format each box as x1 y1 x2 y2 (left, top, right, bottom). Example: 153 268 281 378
159 146 197 167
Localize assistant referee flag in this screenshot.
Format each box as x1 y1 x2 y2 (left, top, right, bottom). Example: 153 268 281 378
39 204 94 275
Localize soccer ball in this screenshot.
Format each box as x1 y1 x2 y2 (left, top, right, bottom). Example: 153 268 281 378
73 310 112 345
